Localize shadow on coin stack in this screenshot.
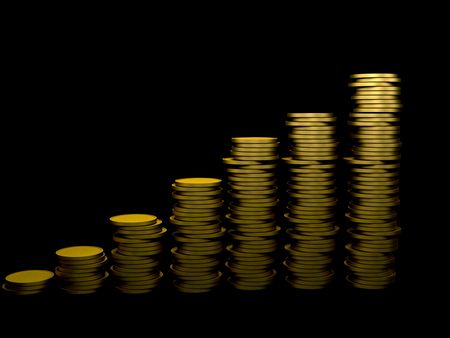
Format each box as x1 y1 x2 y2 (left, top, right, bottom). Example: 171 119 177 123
3 270 54 295
55 246 108 294
283 113 339 290
223 137 280 291
170 178 225 293
110 214 166 294
345 73 402 289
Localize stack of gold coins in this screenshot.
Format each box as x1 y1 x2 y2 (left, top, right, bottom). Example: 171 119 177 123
109 214 166 294
283 113 339 289
170 177 224 293
345 73 402 289
55 246 108 294
223 137 280 291
2 270 54 295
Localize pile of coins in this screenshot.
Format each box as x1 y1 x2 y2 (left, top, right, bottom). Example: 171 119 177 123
110 214 166 294
55 246 108 294
283 113 339 289
345 73 402 289
223 137 280 291
170 177 224 293
3 270 54 295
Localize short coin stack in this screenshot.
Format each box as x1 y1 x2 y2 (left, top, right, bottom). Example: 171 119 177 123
110 214 166 294
55 246 108 294
283 113 339 289
223 137 280 291
3 270 54 295
170 177 224 293
345 73 402 289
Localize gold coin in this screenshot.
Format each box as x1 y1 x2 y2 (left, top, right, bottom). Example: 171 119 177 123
171 184 220 193
229 182 277 190
287 133 334 139
229 173 276 180
176 201 224 210
226 168 271 174
352 95 400 100
354 77 400 83
231 149 277 156
231 139 280 147
174 199 223 207
232 137 278 143
348 121 397 127
56 246 104 260
290 155 338 161
357 104 402 109
229 188 278 196
58 253 107 266
114 221 163 235
350 112 399 117
231 155 278 161
5 270 54 286
290 144 337 151
350 73 399 79
289 117 336 123
171 193 221 202
354 99 401 104
228 175 274 182
354 107 400 112
175 177 221 187
354 85 400 90
228 226 278 238
173 189 222 197
287 112 334 118
172 208 219 218
350 82 396 87
2 283 46 295
117 248 163 256
290 150 336 156
118 241 163 250
288 129 336 135
171 214 220 223
286 121 333 127
109 214 158 226
231 144 278 150
354 91 400 96
111 248 159 266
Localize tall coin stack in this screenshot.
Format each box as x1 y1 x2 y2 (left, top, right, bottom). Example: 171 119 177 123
170 177 225 293
283 113 339 290
223 137 280 291
345 73 402 289
110 214 166 294
55 246 108 294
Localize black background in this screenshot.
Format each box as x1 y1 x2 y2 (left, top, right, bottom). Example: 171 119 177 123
0 7 442 333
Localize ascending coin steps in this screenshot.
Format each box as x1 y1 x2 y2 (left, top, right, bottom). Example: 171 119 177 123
224 137 280 291
2 270 54 295
55 246 108 294
170 177 224 293
345 73 402 289
283 112 339 289
109 214 166 294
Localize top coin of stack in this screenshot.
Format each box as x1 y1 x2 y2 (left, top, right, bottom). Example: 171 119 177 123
3 270 54 295
345 73 402 289
110 214 166 294
55 246 109 294
224 137 280 291
170 177 225 293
